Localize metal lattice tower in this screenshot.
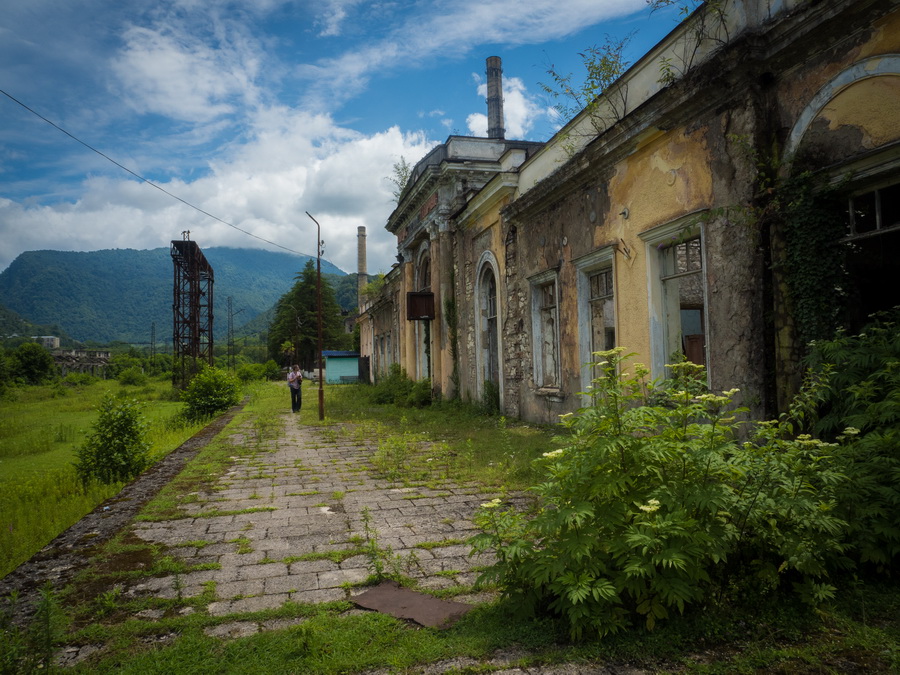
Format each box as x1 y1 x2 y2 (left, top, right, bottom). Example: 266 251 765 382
171 236 214 387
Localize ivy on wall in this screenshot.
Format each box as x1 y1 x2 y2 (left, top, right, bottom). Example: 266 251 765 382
772 171 849 350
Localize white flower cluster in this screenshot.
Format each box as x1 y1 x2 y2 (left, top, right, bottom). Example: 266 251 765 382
639 498 661 513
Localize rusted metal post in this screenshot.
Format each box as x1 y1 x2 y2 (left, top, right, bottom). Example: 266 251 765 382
305 211 325 421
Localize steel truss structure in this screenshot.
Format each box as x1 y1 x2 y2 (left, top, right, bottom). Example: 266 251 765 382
171 238 214 387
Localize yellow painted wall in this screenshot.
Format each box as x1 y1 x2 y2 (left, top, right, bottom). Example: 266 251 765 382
818 75 900 148
606 125 714 369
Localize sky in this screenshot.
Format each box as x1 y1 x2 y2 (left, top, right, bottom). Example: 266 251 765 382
0 0 682 278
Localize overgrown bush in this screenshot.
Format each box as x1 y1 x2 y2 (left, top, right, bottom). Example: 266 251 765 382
371 364 412 404
236 360 282 382
9 343 57 385
806 308 900 567
406 378 433 408
117 366 148 386
62 372 97 387
472 349 851 638
236 363 266 382
74 394 150 485
180 366 241 421
262 359 282 381
369 364 431 407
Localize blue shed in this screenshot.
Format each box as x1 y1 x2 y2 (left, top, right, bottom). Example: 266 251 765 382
322 351 360 384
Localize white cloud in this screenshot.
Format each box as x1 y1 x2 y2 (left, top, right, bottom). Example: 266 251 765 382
0 106 434 276
110 19 264 122
315 0 366 37
297 0 645 107
467 76 547 138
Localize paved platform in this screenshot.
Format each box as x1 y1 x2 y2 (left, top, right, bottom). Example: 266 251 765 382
129 413 504 617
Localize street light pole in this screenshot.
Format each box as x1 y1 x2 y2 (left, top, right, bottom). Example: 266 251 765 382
306 211 325 421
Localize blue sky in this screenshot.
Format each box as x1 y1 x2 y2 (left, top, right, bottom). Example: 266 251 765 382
0 0 681 277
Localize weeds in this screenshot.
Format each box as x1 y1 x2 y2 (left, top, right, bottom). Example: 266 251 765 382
360 507 421 583
0 584 63 673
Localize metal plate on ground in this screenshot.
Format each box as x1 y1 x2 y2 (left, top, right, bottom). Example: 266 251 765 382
353 580 473 628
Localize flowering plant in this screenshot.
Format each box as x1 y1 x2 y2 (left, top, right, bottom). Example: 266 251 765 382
471 349 850 637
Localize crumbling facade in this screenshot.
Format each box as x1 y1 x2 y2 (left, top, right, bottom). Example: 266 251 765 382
360 0 900 423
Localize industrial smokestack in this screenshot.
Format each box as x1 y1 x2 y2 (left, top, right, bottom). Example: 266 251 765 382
357 226 367 303
486 56 505 140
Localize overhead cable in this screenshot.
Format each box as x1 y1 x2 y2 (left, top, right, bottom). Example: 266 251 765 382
0 88 313 258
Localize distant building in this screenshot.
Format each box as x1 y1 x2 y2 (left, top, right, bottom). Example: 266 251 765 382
322 350 361 384
34 336 60 349
52 349 111 378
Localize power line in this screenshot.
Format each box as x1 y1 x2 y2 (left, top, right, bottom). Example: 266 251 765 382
0 88 315 258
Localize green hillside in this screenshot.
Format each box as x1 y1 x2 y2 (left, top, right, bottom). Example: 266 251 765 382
0 304 75 345
0 248 348 343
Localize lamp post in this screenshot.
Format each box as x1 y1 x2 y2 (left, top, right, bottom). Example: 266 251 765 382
305 211 325 421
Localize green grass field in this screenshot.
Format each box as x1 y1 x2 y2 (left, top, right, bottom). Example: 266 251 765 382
0 378 204 578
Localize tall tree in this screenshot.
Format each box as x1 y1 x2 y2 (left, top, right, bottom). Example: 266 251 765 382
268 260 349 369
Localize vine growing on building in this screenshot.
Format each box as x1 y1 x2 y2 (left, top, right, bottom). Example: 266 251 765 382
444 266 460 399
769 173 849 348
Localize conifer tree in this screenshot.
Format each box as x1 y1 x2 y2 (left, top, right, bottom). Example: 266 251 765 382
268 260 349 369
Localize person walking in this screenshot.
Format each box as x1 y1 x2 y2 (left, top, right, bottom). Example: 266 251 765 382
288 364 303 413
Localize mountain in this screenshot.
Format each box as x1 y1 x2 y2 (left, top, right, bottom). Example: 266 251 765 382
0 303 75 345
0 247 347 343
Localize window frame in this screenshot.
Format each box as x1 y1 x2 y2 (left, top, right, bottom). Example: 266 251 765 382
475 251 503 405
639 213 709 381
529 268 561 389
573 247 616 397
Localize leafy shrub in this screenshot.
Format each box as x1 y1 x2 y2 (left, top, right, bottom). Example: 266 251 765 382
10 343 57 385
74 394 150 485
62 372 97 387
117 366 148 386
806 308 900 566
370 364 432 407
371 364 413 404
181 367 241 422
472 349 850 638
236 363 266 382
406 378 433 408
262 359 282 381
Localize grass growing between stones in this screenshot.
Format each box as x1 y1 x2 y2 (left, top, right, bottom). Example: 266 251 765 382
315 384 558 491
136 383 283 523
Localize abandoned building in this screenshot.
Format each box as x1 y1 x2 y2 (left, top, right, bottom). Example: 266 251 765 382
51 349 111 378
358 0 900 424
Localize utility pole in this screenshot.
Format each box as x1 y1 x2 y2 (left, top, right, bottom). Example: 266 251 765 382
306 212 325 421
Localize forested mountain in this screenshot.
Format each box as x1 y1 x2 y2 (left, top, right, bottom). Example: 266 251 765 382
0 248 347 343
0 303 74 345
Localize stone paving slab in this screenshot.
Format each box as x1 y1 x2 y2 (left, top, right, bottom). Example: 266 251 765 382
127 413 504 620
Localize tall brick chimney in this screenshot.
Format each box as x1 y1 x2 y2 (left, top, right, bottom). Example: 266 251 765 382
486 56 505 140
357 226 367 303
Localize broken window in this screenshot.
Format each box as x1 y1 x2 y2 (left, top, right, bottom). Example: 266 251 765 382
589 268 616 353
660 237 706 367
481 267 499 386
536 279 559 387
843 179 900 330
